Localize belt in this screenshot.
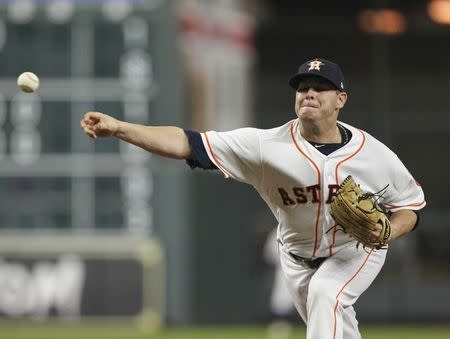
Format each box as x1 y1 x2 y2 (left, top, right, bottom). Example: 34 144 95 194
277 239 327 269
288 252 327 269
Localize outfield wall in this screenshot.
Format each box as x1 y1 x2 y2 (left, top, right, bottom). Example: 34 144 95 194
0 234 165 330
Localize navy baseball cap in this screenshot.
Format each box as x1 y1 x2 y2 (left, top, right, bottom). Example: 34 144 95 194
289 58 346 91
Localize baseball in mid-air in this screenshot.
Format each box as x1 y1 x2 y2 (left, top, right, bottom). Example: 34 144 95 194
17 72 40 93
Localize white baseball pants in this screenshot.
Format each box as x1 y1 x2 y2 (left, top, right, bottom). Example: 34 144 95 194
278 242 387 339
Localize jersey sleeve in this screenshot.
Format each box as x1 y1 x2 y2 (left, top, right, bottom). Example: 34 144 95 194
184 129 218 170
201 128 263 186
384 155 426 212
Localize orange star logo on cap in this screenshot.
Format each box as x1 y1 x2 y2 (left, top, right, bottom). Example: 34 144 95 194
308 60 325 71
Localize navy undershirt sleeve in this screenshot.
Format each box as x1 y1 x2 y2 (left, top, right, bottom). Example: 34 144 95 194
184 129 218 170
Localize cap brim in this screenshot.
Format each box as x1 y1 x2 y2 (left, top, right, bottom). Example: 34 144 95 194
289 73 341 91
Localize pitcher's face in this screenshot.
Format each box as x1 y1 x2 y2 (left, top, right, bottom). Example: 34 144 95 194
294 77 347 122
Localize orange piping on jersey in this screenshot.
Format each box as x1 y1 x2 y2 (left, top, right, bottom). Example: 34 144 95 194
203 132 233 178
385 199 426 209
329 129 366 255
328 225 338 256
332 249 373 339
290 121 321 258
334 129 366 184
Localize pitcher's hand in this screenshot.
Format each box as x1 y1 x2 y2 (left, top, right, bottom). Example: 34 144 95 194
80 112 120 139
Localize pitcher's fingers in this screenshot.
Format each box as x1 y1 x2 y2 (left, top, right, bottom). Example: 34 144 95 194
83 112 101 125
81 119 96 129
371 229 381 239
83 126 97 139
81 117 92 127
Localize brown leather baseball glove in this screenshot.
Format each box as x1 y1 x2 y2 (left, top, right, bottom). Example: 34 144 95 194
330 175 391 249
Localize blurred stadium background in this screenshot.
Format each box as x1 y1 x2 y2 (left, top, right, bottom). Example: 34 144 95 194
0 0 449 338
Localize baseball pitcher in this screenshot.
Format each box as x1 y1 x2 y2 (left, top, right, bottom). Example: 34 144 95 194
81 58 426 339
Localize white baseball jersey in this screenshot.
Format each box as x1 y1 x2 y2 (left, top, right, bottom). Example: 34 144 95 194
201 119 426 259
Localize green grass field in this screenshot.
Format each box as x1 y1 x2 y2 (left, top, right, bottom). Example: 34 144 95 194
1 325 450 339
